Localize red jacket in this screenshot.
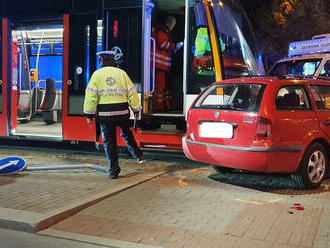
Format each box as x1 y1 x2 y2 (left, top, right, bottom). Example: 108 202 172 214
151 25 175 71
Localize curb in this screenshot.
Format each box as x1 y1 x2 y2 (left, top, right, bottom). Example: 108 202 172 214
40 229 163 248
0 171 166 233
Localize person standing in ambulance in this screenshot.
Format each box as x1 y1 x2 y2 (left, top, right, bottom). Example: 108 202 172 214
152 16 177 111
193 27 225 73
83 51 144 179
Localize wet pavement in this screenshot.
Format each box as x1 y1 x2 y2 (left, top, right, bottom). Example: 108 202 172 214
0 145 330 247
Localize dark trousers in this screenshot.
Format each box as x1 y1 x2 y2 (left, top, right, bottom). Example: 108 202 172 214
100 116 142 175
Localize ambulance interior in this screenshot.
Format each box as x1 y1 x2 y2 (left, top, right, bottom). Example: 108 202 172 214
149 0 185 114
145 0 258 131
139 0 186 131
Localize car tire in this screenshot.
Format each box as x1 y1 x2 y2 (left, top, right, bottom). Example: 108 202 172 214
291 143 328 189
212 165 234 174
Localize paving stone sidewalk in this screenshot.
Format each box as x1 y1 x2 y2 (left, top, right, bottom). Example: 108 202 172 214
1 147 330 247
45 169 330 248
0 148 166 232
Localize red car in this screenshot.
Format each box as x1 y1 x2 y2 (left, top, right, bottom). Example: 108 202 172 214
183 77 330 189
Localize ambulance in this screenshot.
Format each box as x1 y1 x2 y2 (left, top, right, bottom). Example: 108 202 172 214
269 34 330 79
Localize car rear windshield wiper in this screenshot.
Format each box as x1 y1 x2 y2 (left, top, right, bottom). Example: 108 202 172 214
216 104 233 110
198 104 247 111
216 104 246 111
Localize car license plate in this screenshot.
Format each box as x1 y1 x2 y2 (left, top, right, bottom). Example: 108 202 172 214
199 122 233 138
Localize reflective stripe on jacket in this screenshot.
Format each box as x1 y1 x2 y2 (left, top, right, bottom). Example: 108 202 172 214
151 51 171 71
83 66 142 117
151 25 175 71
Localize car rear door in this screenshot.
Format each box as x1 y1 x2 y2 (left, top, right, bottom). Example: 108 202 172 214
272 84 320 146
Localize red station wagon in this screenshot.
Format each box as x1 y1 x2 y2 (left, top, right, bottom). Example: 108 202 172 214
182 77 330 189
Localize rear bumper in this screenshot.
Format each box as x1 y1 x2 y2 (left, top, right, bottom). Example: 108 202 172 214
182 137 304 173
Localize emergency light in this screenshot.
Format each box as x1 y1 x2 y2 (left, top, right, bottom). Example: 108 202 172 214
288 36 330 57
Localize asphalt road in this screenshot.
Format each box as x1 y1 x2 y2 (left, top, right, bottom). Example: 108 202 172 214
0 228 116 248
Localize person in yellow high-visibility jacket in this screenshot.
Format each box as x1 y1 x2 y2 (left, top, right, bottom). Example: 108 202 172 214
84 51 144 179
193 27 225 73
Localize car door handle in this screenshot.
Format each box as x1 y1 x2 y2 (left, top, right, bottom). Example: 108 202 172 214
323 120 330 126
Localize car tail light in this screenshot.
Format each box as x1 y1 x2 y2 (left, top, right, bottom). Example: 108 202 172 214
255 117 272 140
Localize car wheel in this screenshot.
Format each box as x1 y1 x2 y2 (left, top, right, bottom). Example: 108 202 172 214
291 143 328 189
212 165 234 174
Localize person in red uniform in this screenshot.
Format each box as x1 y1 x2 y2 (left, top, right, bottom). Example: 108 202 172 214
152 16 177 111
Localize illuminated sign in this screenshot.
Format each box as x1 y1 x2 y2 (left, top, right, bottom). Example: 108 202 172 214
288 37 330 57
113 20 118 38
31 44 51 55
54 43 63 54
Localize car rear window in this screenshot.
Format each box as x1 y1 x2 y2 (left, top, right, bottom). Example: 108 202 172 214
193 83 266 112
276 85 312 110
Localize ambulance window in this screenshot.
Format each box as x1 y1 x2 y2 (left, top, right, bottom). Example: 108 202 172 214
287 60 320 76
300 61 320 76
270 59 322 77
269 63 288 77
319 61 330 77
